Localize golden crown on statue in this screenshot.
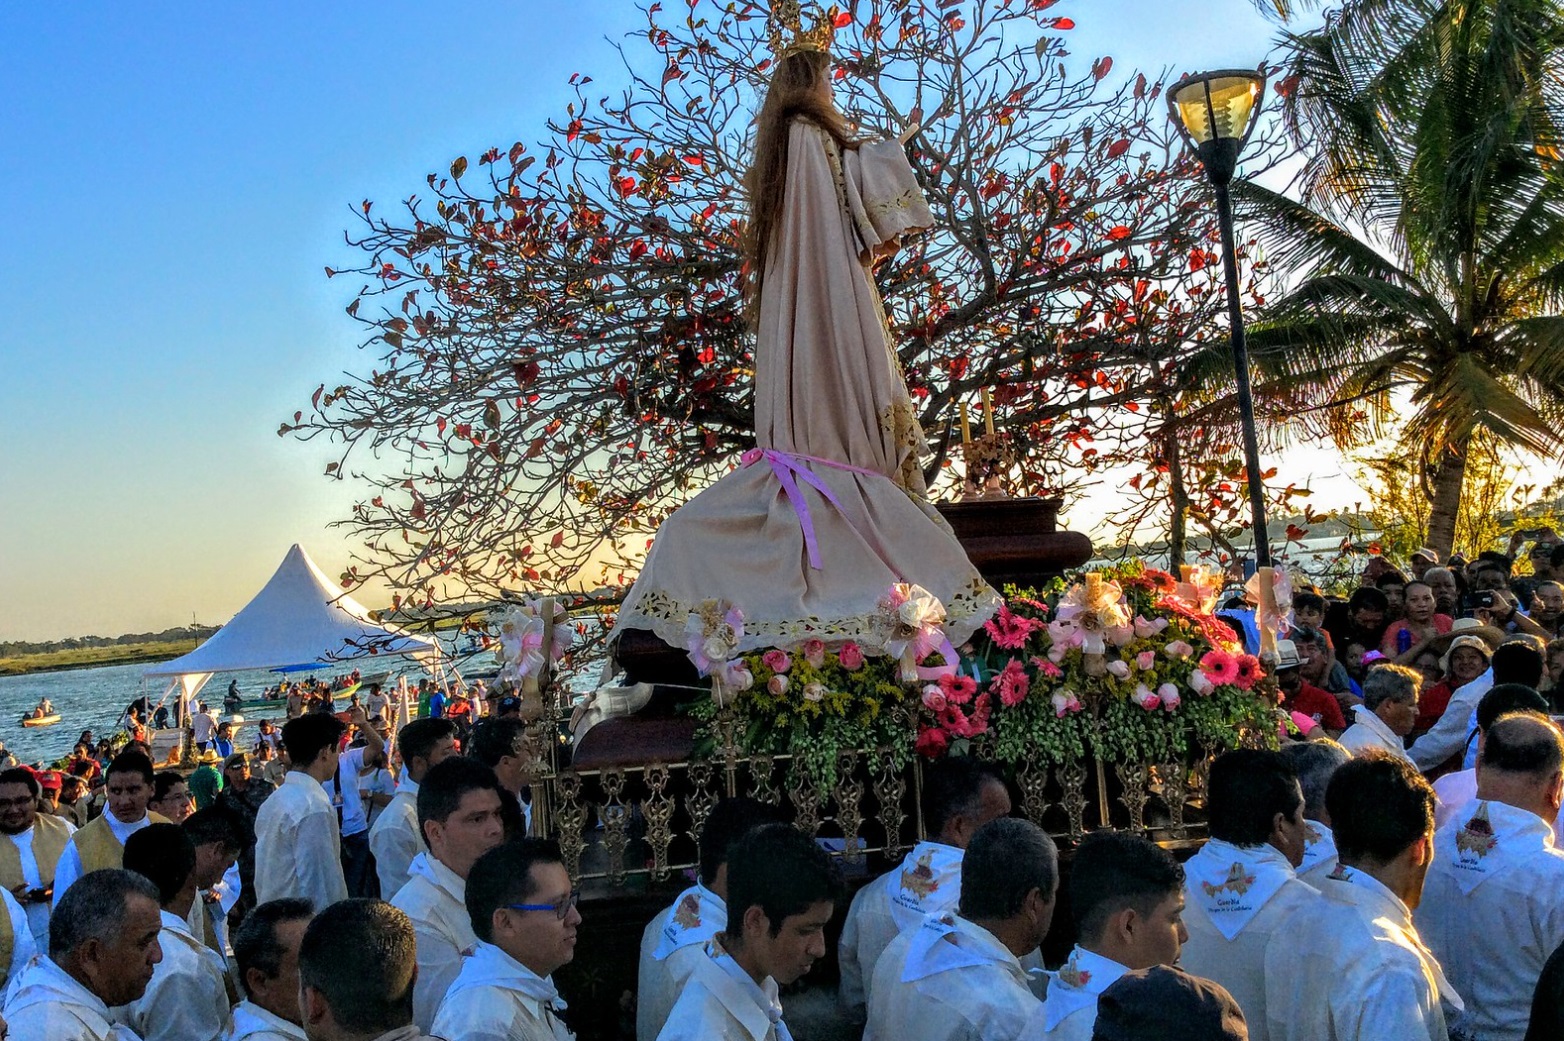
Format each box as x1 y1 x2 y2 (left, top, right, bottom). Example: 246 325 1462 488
770 0 838 60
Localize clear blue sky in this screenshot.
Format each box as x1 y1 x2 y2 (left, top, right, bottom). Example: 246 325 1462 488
0 0 1294 642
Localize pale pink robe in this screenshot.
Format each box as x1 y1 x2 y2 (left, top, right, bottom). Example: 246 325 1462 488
610 120 998 655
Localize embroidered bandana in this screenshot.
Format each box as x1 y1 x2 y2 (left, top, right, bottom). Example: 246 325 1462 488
654 883 725 960
886 841 963 931
1184 839 1295 940
1439 800 1552 896
1298 821 1338 877
898 912 1016 984
1041 945 1131 1031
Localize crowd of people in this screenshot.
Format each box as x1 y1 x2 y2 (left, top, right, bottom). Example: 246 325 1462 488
0 538 1557 1039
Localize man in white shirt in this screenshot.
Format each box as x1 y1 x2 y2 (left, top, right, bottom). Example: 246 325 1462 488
297 899 441 1041
1338 663 1420 760
389 756 506 1032
321 707 385 898
470 716 535 838
0 764 74 946
1433 684 1554 828
1416 712 1564 1041
254 714 348 912
4 869 164 1041
1179 749 1317 1041
227 898 314 1041
659 823 844 1041
183 809 243 971
118 824 232 1041
637 797 776 1041
1036 831 1186 1041
867 818 1057 1041
368 718 457 899
432 839 580 1041
1265 751 1460 1041
1412 637 1545 772
193 704 218 753
1278 739 1351 888
839 758 1012 1021
54 751 169 907
363 685 392 723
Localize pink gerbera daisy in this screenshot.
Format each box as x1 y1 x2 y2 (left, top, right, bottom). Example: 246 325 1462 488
1199 649 1240 686
1232 654 1262 691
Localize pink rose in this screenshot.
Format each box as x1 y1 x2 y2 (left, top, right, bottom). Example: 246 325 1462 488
921 686 948 712
803 682 824 703
1164 640 1195 660
1106 660 1132 680
766 675 790 697
761 649 791 674
837 642 866 671
1136 650 1157 671
1189 671 1214 696
1133 684 1161 711
1158 683 1181 710
1051 691 1082 717
800 639 827 668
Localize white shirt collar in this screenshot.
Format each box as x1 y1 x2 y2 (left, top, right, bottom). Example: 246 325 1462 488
396 776 420 796
230 999 308 1041
406 850 466 901
105 811 150 840
1349 703 1409 753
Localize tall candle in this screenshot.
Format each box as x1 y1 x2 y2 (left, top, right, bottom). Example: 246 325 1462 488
981 387 995 435
959 402 971 444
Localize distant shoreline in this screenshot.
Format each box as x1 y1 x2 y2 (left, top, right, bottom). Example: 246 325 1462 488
0 640 199 677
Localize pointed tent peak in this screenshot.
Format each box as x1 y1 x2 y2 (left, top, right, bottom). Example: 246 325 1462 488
144 543 437 678
265 542 379 624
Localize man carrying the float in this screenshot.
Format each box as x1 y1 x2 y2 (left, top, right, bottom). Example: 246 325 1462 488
839 757 1012 1021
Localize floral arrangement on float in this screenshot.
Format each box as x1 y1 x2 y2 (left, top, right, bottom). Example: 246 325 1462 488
682 562 1276 788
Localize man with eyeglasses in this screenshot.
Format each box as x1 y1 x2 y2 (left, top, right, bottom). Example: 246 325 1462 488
389 756 506 1032
0 766 74 948
151 771 197 824
433 839 581 1041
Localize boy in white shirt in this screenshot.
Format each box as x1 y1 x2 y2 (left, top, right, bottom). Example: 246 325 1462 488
658 824 844 1041
1179 749 1318 1041
432 839 581 1041
1265 751 1460 1041
1037 831 1187 1041
866 818 1057 1041
637 798 777 1041
118 823 232 1041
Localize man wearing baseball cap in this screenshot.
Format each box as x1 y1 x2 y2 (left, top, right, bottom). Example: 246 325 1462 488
1409 548 1439 581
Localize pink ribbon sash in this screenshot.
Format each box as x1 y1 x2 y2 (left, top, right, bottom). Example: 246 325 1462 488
741 448 879 570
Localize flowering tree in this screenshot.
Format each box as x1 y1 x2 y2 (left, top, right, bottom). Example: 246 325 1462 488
286 0 1244 614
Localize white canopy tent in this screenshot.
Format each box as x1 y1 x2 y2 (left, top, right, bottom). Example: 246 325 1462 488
144 544 441 724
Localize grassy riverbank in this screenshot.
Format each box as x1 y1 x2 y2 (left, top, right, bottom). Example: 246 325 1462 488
0 640 199 676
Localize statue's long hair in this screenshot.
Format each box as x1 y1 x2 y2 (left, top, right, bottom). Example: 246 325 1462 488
744 49 858 322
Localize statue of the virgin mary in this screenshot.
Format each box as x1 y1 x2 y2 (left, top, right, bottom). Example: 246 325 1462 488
607 12 999 665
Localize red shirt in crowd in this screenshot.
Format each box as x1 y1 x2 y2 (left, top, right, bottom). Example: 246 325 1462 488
1416 680 1457 733
1286 681 1347 732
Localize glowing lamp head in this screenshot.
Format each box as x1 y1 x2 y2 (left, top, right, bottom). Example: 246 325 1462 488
1168 70 1267 185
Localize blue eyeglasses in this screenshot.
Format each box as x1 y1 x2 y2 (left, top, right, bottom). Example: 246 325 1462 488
506 890 580 920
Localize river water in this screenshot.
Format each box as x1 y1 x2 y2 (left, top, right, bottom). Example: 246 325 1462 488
0 661 371 766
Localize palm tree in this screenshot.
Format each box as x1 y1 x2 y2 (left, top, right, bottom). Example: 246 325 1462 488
1238 0 1564 556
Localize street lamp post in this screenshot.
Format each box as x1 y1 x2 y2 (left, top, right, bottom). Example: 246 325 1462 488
1168 70 1272 573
